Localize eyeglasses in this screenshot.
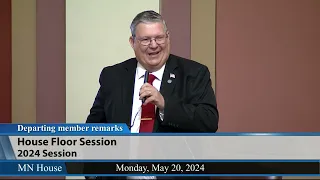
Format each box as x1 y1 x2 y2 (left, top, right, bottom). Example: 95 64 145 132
136 34 168 46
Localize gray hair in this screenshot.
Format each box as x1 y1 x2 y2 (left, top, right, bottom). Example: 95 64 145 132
130 10 167 37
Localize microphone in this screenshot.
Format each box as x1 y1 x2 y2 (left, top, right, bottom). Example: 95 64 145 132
142 71 149 103
130 71 148 130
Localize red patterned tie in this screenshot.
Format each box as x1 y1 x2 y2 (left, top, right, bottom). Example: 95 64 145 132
139 73 156 133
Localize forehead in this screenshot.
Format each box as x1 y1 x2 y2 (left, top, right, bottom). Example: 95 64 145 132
135 22 166 37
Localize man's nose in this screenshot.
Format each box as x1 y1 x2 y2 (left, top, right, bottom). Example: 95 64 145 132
149 39 158 48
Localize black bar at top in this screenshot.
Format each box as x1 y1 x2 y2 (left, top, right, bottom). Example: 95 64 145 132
65 162 320 175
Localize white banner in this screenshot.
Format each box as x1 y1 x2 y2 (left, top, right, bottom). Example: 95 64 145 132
8 136 320 160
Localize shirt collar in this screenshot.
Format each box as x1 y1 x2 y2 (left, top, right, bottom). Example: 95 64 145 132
136 62 166 81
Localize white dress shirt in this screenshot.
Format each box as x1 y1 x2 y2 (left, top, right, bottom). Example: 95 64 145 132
130 62 166 133
127 63 166 180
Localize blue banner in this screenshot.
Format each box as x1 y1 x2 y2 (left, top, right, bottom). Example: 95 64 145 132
0 160 319 176
0 123 129 135
0 161 67 175
1 124 320 136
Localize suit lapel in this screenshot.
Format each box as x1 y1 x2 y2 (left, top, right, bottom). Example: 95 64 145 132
120 58 137 128
154 55 178 132
160 55 178 100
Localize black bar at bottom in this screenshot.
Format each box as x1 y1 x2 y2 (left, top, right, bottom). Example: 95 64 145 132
65 162 320 174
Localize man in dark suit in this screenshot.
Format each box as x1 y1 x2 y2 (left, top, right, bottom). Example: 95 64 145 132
86 10 218 132
84 10 219 179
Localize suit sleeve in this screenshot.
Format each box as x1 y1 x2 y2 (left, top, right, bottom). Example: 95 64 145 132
161 66 219 132
86 68 107 123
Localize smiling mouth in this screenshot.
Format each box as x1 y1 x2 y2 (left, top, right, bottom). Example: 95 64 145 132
148 51 160 56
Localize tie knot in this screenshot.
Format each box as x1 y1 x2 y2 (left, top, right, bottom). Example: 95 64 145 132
147 73 156 84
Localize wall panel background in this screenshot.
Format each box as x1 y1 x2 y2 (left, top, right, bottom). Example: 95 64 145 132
66 0 160 123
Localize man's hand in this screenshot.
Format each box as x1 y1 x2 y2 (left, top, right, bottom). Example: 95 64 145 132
139 83 165 110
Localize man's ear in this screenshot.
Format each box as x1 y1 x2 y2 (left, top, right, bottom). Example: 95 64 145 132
129 36 134 48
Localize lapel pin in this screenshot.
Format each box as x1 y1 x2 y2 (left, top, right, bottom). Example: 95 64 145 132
167 79 172 83
170 73 175 79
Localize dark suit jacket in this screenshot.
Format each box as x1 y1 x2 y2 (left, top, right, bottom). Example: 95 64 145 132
86 54 219 132
84 54 219 179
